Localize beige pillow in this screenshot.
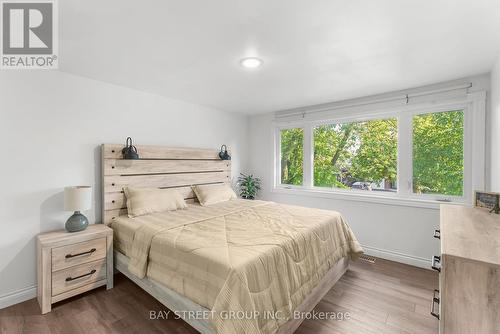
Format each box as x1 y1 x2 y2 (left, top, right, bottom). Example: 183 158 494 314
192 184 237 206
123 187 187 218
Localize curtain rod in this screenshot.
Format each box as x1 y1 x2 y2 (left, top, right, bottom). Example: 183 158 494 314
275 83 473 119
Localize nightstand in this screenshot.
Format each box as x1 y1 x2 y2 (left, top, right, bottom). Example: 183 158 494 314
36 224 113 314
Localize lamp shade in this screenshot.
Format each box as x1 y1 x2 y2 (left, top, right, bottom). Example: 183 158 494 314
64 186 92 212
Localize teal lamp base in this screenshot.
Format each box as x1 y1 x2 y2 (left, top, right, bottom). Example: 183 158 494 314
65 211 89 232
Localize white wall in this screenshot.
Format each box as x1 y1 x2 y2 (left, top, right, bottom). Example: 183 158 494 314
490 57 500 191
247 76 491 269
0 71 248 307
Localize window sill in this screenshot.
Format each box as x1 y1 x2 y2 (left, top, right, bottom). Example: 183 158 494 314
271 186 469 210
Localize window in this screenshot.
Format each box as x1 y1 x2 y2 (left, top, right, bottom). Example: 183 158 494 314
412 110 464 196
279 128 303 185
314 118 397 192
273 91 486 206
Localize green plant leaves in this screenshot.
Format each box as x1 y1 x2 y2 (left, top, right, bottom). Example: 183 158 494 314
238 173 261 199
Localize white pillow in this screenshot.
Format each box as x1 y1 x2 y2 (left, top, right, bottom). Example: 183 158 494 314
123 187 187 218
192 184 237 206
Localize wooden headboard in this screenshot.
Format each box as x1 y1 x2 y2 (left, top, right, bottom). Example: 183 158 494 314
101 144 231 224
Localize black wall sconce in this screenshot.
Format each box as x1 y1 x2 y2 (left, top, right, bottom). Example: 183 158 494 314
122 137 139 159
219 145 231 160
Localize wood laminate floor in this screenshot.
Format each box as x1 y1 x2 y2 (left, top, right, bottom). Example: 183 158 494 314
0 257 438 334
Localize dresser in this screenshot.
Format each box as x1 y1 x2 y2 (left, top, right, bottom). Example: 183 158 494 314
432 205 500 333
36 224 113 314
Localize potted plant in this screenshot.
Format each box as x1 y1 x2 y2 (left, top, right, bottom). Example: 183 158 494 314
237 173 261 200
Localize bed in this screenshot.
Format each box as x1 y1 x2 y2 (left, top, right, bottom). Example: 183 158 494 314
101 144 362 334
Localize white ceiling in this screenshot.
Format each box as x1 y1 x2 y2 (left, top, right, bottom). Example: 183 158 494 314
60 0 500 114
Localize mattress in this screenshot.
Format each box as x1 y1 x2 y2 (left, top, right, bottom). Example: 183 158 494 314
111 199 362 334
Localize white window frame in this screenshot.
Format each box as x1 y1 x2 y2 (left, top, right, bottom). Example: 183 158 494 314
272 92 486 209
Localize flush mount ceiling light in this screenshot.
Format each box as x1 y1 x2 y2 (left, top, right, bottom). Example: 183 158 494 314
240 57 263 69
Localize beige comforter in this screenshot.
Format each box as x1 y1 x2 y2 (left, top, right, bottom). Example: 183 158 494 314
114 199 362 334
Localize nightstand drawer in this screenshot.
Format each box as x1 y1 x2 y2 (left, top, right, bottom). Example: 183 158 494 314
52 237 106 271
52 259 107 296
37 225 113 314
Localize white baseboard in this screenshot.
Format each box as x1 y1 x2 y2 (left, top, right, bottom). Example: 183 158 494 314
0 285 37 309
361 244 431 269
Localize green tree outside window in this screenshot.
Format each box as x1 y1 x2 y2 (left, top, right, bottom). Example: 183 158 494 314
413 110 464 196
279 110 464 197
280 128 304 185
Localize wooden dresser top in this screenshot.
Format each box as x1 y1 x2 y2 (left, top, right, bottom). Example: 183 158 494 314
441 204 500 266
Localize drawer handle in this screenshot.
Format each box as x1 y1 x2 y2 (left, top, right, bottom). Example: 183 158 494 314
430 289 440 319
65 248 96 259
434 229 440 239
431 255 441 272
66 269 96 282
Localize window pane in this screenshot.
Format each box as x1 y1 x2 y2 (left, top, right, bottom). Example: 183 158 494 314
412 110 464 196
314 119 398 191
280 128 303 185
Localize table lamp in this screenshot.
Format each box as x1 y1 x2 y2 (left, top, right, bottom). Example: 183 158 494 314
64 186 92 232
